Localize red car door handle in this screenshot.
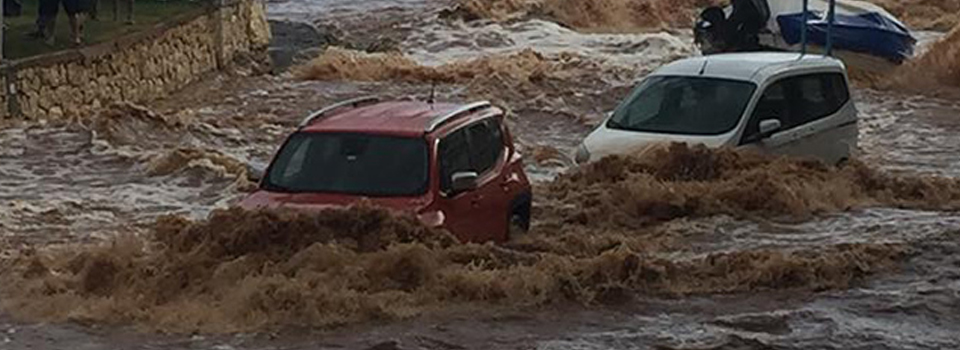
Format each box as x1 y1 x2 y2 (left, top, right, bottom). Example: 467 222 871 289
471 194 483 206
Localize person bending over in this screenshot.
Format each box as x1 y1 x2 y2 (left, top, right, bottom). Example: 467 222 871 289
727 0 768 51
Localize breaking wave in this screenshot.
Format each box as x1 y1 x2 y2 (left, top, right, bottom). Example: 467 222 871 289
893 24 960 92
4 144 957 333
538 143 960 229
78 102 193 147
295 47 627 109
0 206 904 333
449 0 719 32
869 0 960 31
146 148 249 178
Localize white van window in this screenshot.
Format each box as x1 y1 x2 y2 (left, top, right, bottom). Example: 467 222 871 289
607 76 757 136
796 73 849 125
740 73 849 144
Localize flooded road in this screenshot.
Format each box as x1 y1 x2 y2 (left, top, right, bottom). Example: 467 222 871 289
3 0 960 349
858 89 960 177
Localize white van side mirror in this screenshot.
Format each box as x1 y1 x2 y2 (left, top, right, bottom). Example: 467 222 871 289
758 119 782 139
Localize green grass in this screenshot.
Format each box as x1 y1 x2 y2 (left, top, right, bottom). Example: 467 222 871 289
3 0 205 60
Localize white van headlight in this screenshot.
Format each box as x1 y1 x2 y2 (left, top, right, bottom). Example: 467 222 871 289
575 144 591 164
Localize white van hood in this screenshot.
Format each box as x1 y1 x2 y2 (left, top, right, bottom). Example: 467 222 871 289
581 123 735 162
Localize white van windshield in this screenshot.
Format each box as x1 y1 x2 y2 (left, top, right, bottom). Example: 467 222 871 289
607 76 757 135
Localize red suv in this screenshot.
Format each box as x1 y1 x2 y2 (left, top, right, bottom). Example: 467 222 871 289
240 96 533 243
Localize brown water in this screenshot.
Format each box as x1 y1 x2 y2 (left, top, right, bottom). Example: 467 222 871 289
3 0 960 349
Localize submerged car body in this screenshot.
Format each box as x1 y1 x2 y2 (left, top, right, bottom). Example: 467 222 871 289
577 52 858 165
241 97 533 244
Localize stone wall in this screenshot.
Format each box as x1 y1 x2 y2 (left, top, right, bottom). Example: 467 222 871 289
222 0 272 61
1 0 270 120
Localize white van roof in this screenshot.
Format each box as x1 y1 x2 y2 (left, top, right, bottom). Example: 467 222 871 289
652 53 846 83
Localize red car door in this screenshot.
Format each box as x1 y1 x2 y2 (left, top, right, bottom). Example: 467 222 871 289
436 118 510 243
436 128 485 242
464 117 510 241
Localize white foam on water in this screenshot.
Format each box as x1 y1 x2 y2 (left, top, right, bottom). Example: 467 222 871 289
267 0 432 21
404 19 695 73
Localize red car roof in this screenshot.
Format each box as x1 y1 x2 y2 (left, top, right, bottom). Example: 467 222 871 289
300 101 464 136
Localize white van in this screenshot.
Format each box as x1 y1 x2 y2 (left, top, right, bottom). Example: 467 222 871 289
575 52 858 165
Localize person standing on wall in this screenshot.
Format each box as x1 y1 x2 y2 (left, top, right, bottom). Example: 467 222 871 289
27 0 58 45
29 0 88 46
87 0 135 24
89 0 98 20
115 0 134 24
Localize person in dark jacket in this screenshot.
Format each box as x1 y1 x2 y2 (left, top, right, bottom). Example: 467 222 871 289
695 6 732 54
727 0 769 51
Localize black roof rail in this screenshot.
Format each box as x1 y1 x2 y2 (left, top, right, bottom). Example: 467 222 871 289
424 101 492 132
298 96 381 128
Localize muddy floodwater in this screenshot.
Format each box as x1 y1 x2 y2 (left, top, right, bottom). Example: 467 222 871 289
3 0 960 349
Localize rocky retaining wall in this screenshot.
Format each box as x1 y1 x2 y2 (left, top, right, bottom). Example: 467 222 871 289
1 0 270 120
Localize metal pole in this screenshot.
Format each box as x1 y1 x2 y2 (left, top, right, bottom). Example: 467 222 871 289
801 0 808 55
1 0 5 63
826 0 836 56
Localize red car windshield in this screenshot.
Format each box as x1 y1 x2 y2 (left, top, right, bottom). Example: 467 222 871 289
263 132 429 196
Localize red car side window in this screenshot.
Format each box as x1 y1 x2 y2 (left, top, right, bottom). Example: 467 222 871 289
438 129 472 192
466 118 505 175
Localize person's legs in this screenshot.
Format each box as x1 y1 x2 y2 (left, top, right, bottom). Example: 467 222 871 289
68 13 84 45
29 17 45 38
123 0 134 24
43 17 56 45
42 3 58 45
31 0 59 42
88 0 98 20
62 0 85 45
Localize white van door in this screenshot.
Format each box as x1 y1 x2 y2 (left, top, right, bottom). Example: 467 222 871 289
738 72 854 164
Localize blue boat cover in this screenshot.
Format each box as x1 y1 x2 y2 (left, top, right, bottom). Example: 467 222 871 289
778 11 916 62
